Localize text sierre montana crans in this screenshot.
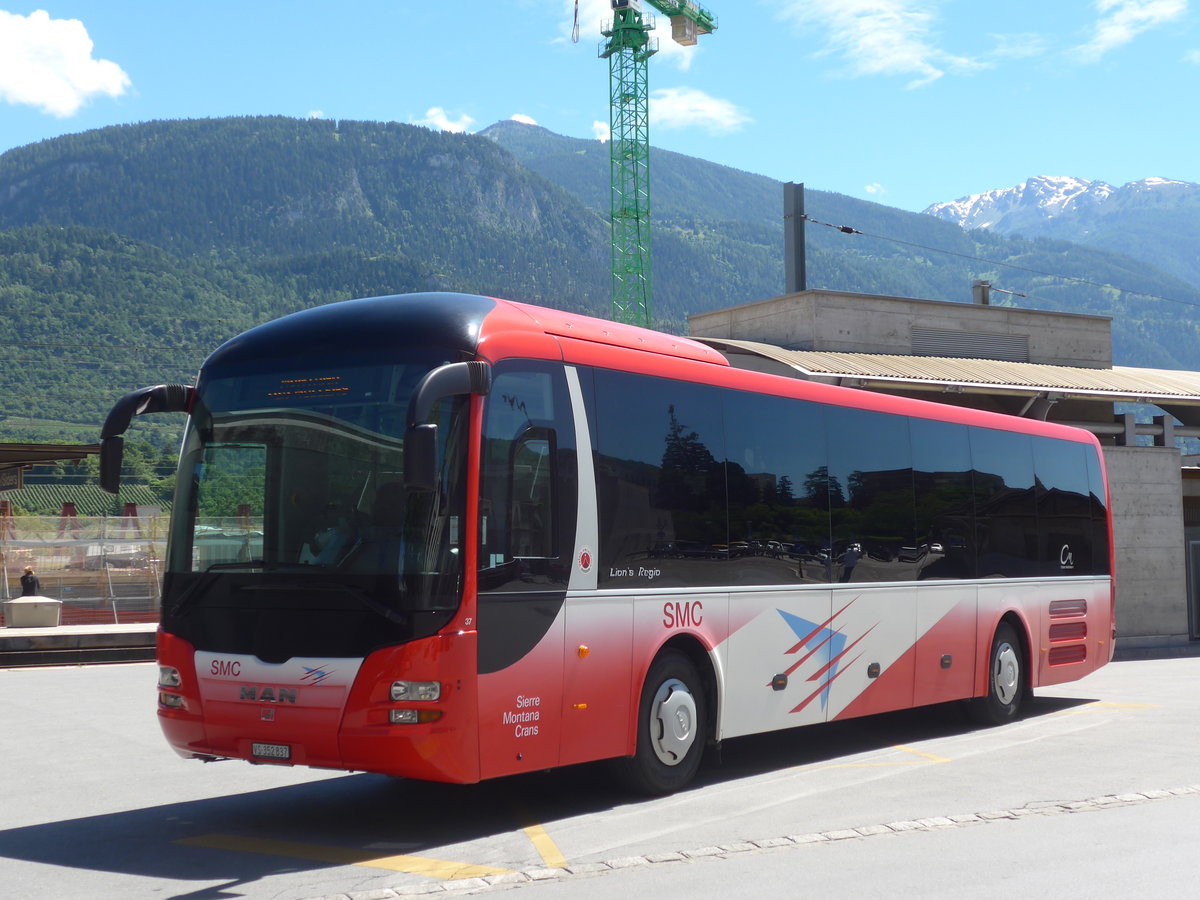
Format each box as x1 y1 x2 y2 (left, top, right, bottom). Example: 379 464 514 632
503 694 541 737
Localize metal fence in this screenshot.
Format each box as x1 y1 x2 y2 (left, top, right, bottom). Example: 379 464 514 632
0 515 165 626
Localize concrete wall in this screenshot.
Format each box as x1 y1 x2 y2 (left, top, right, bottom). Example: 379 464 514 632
1104 446 1189 643
689 290 1113 368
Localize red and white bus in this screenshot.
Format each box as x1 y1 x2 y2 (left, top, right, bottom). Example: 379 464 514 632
102 292 1114 794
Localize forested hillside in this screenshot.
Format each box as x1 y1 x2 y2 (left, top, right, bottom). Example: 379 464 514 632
0 117 610 308
3 114 1200 466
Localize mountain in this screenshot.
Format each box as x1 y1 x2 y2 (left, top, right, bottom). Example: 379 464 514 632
4 117 1200 453
480 119 780 226
0 117 610 310
923 175 1200 287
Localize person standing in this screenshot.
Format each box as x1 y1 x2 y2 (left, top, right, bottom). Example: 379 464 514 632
20 566 41 596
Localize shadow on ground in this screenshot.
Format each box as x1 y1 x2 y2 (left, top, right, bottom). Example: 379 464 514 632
0 693 1094 899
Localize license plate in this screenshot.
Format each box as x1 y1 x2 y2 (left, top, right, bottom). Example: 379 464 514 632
251 742 291 760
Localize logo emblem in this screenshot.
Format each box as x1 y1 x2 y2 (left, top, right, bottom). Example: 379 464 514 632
300 665 335 685
776 607 851 713
579 547 593 573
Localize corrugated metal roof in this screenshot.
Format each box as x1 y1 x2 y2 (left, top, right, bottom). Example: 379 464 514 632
0 443 99 471
697 338 1200 404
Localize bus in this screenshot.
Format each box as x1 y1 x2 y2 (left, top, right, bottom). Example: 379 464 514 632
101 291 1114 794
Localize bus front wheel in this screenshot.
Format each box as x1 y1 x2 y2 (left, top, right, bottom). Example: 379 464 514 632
616 649 707 795
969 621 1025 725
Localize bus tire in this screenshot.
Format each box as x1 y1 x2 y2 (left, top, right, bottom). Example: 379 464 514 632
969 621 1024 725
616 649 707 795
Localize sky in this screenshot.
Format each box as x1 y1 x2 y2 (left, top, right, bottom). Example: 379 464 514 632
1 1 1198 213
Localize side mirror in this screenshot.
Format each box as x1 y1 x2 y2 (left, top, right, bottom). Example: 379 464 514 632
404 424 439 493
100 384 194 494
404 362 491 492
99 437 126 495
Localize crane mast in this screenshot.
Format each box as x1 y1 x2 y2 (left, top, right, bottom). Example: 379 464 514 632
599 0 716 326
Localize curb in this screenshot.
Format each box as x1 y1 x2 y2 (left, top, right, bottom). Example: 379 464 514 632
302 785 1200 899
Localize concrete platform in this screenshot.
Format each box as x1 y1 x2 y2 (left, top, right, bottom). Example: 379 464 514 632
1113 633 1200 661
0 622 157 667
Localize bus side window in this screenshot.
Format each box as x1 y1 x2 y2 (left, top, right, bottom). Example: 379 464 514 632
477 363 577 592
510 428 556 559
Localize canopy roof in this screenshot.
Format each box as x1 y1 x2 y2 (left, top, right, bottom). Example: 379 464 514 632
0 443 99 472
699 338 1200 426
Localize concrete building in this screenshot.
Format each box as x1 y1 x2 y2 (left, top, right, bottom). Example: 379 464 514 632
689 288 1200 655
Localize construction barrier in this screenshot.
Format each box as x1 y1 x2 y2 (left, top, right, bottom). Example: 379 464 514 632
0 508 165 627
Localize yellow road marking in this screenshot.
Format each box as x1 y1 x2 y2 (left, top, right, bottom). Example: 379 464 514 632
175 834 512 880
893 744 952 763
523 824 569 869
504 790 569 870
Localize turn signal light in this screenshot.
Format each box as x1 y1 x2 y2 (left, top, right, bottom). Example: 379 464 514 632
159 691 185 709
389 708 444 725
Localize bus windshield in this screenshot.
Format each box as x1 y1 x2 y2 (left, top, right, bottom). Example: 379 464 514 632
165 352 469 628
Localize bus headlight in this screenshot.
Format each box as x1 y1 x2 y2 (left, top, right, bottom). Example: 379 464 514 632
158 666 182 688
159 691 185 709
391 680 441 702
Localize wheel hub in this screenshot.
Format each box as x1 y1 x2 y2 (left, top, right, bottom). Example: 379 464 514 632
650 678 697 766
993 642 1019 705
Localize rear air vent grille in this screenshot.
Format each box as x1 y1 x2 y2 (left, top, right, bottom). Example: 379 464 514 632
1048 599 1088 618
1048 645 1087 666
1049 622 1088 642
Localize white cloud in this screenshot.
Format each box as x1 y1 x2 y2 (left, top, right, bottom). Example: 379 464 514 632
0 10 130 117
592 120 611 143
1071 0 1187 62
510 113 539 126
308 109 326 119
775 0 952 88
864 183 886 196
1187 48 1200 63
650 87 751 132
413 107 475 133
988 33 1050 60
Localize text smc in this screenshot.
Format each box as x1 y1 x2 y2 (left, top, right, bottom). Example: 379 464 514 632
663 600 703 629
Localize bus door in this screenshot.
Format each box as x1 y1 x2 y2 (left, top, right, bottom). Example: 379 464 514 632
475 362 582 778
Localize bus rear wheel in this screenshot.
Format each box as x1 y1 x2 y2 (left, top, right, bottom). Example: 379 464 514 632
969 622 1025 725
616 649 707 795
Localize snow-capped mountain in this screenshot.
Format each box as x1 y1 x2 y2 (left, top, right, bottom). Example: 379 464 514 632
924 176 1115 229
923 175 1200 288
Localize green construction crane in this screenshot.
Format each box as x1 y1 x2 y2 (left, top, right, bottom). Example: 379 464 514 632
598 0 717 327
